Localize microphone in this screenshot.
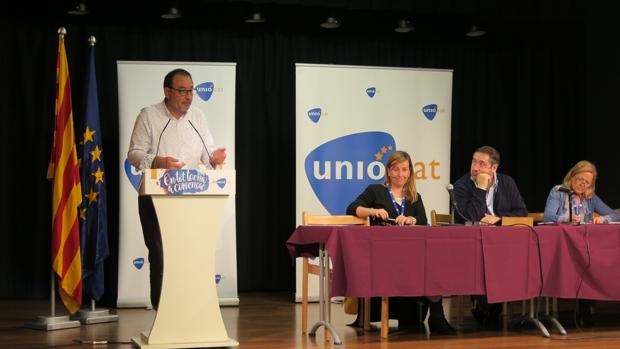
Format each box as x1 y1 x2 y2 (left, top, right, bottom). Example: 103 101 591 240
556 186 573 194
446 184 472 225
187 120 215 169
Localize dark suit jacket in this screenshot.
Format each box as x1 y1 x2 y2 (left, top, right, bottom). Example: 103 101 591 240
453 173 527 223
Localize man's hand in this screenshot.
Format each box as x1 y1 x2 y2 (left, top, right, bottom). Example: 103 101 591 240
475 173 492 190
153 156 185 169
211 148 227 167
481 214 501 225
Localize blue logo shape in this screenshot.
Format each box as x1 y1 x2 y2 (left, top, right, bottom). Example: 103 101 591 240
305 132 396 214
158 169 209 195
124 158 142 192
215 274 222 284
133 258 145 270
196 82 214 101
422 104 438 120
216 178 227 188
366 87 376 98
307 108 321 123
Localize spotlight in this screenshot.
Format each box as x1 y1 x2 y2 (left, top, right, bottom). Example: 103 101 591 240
161 7 182 19
320 16 341 29
394 19 414 33
466 25 486 37
67 1 88 15
245 12 265 23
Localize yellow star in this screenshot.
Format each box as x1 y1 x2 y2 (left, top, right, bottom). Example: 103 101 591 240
388 145 393 150
83 127 96 144
80 207 87 220
86 188 99 204
90 145 102 162
381 146 387 154
375 152 383 160
92 167 105 184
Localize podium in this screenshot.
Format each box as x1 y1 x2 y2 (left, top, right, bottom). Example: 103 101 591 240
132 168 238 348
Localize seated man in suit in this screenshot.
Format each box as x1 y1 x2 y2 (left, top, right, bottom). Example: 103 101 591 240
453 145 528 328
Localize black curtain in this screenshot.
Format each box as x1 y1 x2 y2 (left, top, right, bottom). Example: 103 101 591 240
2 1 616 305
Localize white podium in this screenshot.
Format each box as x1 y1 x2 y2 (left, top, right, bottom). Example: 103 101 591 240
132 168 238 348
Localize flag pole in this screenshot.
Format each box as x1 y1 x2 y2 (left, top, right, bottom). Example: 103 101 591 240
25 27 81 331
70 35 118 325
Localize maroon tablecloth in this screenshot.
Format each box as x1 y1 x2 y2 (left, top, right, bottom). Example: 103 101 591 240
286 224 620 303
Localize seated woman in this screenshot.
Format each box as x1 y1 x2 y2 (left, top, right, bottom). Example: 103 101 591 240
543 160 620 224
346 150 456 334
543 160 620 325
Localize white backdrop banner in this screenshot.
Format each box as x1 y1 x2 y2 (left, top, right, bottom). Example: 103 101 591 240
295 63 452 301
117 61 238 307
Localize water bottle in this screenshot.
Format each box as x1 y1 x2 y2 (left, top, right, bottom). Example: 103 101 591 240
572 196 583 222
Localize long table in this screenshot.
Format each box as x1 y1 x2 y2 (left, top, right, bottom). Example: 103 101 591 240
286 224 620 341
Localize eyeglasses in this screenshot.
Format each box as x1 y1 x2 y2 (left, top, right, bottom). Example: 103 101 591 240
471 158 492 169
167 87 197 96
573 177 592 186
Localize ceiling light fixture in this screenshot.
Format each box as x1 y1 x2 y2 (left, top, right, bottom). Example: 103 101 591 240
466 25 486 37
245 12 265 23
67 1 88 15
320 16 341 29
394 19 414 33
161 7 182 19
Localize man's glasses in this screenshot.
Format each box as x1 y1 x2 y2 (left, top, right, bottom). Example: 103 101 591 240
168 87 197 96
471 158 492 169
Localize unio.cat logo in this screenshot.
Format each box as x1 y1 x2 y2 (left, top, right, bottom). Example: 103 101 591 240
305 132 396 214
125 159 142 192
307 108 321 123
422 104 438 121
196 82 215 101
133 257 145 270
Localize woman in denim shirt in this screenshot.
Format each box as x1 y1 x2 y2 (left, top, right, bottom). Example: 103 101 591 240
544 160 619 224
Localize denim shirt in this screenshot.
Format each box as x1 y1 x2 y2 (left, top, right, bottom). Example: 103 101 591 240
543 185 620 223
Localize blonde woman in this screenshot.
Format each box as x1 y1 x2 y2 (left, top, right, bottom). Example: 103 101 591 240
543 160 619 224
346 150 455 335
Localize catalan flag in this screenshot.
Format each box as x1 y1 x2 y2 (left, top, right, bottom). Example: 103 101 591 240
79 38 109 302
47 29 82 314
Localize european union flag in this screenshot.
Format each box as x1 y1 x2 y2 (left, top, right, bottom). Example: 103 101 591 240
79 39 109 301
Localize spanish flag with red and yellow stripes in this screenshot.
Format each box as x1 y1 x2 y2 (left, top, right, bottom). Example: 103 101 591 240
47 29 82 314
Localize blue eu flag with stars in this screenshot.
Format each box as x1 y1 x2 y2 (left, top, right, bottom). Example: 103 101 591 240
79 41 109 301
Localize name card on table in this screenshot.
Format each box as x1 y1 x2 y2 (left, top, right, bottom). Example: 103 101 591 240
139 168 235 196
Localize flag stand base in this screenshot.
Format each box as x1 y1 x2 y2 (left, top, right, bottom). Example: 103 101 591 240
71 308 119 324
25 315 81 331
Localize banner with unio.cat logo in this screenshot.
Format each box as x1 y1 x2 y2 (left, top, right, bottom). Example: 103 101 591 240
117 61 238 307
295 63 452 302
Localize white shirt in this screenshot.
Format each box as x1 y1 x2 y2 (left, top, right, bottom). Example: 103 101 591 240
127 100 216 170
486 175 499 216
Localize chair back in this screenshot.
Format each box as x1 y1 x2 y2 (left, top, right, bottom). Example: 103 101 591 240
501 216 534 227
527 212 544 224
430 209 452 226
302 211 369 226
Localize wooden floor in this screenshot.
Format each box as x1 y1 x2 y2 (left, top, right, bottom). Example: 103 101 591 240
3 293 620 348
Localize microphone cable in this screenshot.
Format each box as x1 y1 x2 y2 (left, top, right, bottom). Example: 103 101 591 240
574 223 592 330
187 119 214 168
153 118 171 167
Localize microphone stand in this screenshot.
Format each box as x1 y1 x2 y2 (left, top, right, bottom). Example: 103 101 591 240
568 192 574 224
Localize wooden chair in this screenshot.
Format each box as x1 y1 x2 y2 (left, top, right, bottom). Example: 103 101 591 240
501 216 534 227
301 212 370 339
500 216 562 336
430 210 464 327
528 212 545 225
430 209 452 226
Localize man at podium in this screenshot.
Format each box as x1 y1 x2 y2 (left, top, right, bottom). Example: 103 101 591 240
127 68 226 309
